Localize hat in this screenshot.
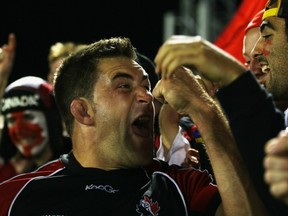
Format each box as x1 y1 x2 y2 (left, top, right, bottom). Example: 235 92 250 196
245 9 265 34
1 76 53 115
263 0 288 20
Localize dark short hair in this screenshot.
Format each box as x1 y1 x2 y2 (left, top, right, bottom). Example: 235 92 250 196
54 37 137 136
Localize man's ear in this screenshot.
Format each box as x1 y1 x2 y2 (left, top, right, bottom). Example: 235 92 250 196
70 98 95 125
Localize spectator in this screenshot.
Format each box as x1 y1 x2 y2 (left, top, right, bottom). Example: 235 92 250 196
243 9 270 79
258 0 288 206
0 37 267 215
154 31 287 215
47 41 87 86
0 76 71 182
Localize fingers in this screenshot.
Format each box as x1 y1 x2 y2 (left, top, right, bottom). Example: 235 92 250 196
195 75 218 97
152 80 164 104
1 33 16 52
152 66 213 117
264 130 288 204
264 131 288 183
0 33 16 63
182 147 200 168
270 181 288 203
265 168 288 202
154 35 246 88
152 67 186 102
187 147 200 158
154 35 202 79
265 130 288 155
264 156 288 172
7 33 17 53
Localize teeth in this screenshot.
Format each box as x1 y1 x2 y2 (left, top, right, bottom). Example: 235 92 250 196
261 65 270 74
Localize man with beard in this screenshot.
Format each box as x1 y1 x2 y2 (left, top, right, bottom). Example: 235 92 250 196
254 0 288 206
153 1 288 214
250 0 288 113
241 0 288 207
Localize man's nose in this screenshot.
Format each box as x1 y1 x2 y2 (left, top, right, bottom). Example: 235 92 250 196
136 87 153 104
251 36 264 59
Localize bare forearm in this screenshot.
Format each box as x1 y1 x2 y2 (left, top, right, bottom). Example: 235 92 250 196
159 104 182 153
189 102 269 216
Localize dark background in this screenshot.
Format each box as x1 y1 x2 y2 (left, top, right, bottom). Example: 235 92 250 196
0 0 240 83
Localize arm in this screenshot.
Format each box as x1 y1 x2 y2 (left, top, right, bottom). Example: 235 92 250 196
154 35 287 215
153 67 268 215
216 71 287 214
158 103 182 159
0 34 17 166
157 99 200 168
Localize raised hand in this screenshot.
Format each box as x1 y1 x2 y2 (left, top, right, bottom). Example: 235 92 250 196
0 33 16 94
0 33 16 78
154 35 246 88
264 130 288 205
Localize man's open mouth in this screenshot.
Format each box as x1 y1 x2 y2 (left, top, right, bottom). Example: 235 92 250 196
132 115 151 137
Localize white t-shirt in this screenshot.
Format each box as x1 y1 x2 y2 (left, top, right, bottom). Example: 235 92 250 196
156 126 190 166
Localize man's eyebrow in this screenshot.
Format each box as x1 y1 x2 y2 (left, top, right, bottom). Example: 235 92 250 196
260 20 275 33
112 72 149 81
112 72 133 81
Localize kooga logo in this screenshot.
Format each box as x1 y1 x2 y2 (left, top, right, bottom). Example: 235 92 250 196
85 184 119 193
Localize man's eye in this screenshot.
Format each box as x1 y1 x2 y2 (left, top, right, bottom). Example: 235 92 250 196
262 34 272 41
119 84 131 89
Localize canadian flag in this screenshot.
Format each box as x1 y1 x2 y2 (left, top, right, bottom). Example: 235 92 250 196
214 0 267 64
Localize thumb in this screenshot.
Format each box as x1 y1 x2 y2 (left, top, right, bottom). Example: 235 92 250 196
152 80 165 104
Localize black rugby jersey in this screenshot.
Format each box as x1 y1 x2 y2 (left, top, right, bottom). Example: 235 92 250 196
0 153 220 215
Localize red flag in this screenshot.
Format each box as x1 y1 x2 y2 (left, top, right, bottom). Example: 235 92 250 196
214 0 267 64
